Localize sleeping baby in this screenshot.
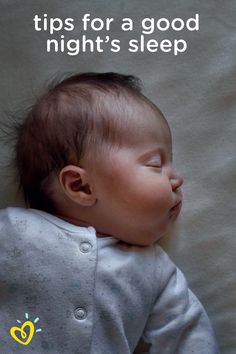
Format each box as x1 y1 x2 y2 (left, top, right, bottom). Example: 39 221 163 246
0 72 219 353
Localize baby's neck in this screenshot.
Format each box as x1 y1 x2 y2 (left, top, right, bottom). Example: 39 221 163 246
55 213 112 238
55 214 90 228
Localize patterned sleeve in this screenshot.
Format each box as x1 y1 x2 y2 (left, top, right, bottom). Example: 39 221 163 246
141 246 219 354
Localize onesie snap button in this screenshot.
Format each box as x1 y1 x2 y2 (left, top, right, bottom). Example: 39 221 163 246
74 307 87 320
79 242 92 253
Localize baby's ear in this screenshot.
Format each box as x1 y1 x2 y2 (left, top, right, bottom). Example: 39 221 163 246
59 165 96 206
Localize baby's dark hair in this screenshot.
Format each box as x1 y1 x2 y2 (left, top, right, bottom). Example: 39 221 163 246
15 72 156 213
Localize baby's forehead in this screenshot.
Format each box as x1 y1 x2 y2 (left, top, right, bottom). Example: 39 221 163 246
105 95 171 145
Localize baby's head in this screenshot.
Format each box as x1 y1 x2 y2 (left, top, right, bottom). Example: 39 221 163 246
15 72 183 246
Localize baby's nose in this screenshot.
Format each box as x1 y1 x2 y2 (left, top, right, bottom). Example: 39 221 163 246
170 174 183 191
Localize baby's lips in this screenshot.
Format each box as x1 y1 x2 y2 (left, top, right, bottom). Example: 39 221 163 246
170 200 182 215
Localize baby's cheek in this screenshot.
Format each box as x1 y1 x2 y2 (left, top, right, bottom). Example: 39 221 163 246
146 179 172 205
129 187 171 221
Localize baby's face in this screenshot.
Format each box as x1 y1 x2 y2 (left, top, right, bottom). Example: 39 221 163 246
86 104 183 246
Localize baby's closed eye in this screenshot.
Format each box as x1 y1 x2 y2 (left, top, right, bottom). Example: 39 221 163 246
146 157 162 168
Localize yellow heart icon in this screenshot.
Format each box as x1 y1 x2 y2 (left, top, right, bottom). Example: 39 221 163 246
10 320 35 345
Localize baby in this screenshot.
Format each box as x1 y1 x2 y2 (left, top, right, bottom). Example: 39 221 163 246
0 72 219 353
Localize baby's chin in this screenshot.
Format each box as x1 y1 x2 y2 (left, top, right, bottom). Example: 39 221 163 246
96 211 182 247
143 215 182 246
119 229 169 247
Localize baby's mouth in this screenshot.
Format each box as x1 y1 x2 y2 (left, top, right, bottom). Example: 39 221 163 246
169 201 182 215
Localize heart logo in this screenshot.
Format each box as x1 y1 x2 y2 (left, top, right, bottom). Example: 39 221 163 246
10 320 35 345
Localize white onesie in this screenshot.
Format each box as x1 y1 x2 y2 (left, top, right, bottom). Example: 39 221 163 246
0 207 219 353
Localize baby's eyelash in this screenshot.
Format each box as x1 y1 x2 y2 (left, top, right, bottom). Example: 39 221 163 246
146 161 162 168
